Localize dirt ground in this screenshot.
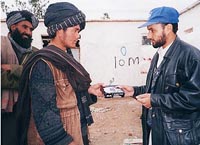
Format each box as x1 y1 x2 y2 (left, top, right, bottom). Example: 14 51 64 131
88 96 143 145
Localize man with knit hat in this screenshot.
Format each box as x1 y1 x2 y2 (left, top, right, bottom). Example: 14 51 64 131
15 2 103 145
1 10 38 145
121 6 200 145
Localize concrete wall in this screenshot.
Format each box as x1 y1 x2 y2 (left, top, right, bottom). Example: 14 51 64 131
1 3 199 86
178 2 200 48
80 21 155 85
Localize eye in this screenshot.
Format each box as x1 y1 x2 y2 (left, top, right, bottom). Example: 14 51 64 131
23 25 28 29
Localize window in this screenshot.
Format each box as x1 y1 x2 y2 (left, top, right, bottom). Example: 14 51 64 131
142 36 151 45
184 27 193 34
41 35 50 47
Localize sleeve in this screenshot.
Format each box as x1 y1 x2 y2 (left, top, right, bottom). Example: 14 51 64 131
29 59 73 145
151 58 200 112
1 64 23 89
133 85 146 97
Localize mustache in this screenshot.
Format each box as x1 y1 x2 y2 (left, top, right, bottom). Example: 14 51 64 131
22 33 32 40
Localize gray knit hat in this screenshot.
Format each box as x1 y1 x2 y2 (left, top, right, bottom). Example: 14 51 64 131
44 2 86 37
6 10 39 30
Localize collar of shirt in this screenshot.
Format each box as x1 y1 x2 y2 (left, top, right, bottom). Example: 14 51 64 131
156 42 173 67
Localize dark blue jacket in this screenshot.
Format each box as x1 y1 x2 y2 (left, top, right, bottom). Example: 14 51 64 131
134 37 200 145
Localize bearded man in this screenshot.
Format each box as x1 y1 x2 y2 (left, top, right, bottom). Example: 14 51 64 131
1 10 38 145
121 6 200 145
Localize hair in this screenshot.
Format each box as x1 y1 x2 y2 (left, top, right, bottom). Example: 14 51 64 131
162 23 178 34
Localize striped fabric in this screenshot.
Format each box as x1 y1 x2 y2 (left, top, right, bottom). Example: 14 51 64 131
6 10 39 30
47 11 85 37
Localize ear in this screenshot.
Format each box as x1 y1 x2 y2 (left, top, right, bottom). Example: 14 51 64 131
56 29 64 38
164 24 173 35
10 24 16 31
166 24 173 32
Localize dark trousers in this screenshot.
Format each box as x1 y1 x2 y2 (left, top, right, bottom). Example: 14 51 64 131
82 134 89 145
1 112 18 145
81 125 90 145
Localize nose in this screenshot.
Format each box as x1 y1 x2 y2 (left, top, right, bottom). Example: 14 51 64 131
78 34 81 39
147 33 151 39
25 28 32 36
147 32 151 39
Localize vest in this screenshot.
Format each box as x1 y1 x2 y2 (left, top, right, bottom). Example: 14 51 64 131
28 59 83 145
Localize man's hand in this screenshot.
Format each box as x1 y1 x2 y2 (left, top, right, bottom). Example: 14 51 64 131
88 83 104 97
136 93 151 108
119 85 134 97
1 64 11 71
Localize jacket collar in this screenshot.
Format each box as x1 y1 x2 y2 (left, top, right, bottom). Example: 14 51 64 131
163 36 180 60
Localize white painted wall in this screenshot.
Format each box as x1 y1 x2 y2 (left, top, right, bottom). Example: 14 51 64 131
1 3 199 86
178 3 200 48
80 21 155 86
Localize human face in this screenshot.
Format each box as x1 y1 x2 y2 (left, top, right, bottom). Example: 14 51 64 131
147 23 167 48
60 25 81 49
10 20 33 48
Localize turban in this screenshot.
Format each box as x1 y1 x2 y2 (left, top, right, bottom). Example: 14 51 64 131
6 10 39 30
44 2 86 37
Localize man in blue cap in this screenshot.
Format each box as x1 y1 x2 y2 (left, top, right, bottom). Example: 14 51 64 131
121 6 200 145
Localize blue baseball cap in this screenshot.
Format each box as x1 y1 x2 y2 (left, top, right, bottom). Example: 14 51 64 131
138 6 179 28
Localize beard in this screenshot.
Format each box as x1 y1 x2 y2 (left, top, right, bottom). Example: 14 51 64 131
152 32 167 48
11 28 33 48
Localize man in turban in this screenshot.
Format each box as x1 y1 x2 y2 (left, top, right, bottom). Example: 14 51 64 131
1 10 39 145
16 2 103 145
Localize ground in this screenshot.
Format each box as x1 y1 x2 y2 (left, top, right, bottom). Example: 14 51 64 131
88 96 142 145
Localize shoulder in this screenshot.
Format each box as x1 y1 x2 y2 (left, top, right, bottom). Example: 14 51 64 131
176 38 200 60
32 59 51 71
1 35 8 40
30 59 54 82
1 35 11 46
183 41 200 59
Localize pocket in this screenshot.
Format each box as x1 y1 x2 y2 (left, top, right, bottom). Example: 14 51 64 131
164 74 180 93
55 78 77 108
55 79 70 93
163 120 198 145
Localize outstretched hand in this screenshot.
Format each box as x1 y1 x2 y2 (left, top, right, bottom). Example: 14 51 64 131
118 85 134 97
88 83 104 97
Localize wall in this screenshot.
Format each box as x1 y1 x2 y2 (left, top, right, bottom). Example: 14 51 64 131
178 2 200 48
1 3 199 86
80 21 155 86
